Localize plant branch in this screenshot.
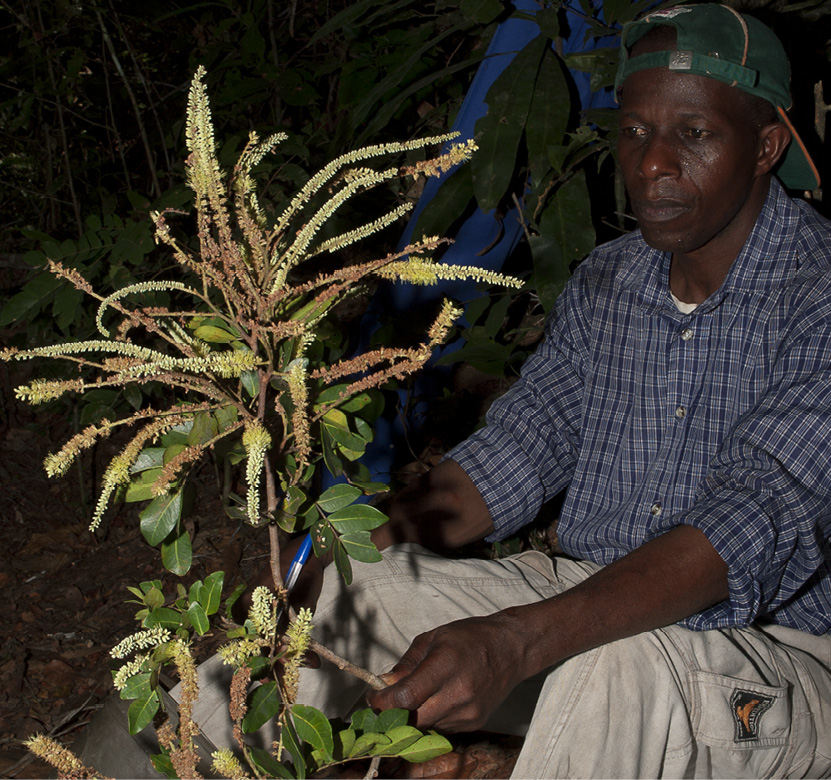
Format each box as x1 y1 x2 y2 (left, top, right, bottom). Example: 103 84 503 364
364 755 382 779
268 523 283 593
308 639 387 690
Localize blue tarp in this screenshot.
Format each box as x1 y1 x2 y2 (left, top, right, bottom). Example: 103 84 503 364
337 0 618 485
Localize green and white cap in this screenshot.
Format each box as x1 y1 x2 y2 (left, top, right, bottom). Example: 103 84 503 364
615 4 820 190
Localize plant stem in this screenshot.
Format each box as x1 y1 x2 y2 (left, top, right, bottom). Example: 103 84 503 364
308 639 387 691
268 523 283 593
364 755 382 779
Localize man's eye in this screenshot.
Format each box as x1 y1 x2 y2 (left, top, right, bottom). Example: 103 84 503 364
622 126 647 138
683 128 710 139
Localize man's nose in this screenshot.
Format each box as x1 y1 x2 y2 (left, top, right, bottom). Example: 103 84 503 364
638 133 681 180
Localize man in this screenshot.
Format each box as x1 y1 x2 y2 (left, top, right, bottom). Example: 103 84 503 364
294 4 831 777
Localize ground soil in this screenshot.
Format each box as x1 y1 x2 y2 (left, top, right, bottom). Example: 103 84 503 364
0 368 521 779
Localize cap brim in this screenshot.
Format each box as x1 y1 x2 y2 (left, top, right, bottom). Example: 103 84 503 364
776 106 821 191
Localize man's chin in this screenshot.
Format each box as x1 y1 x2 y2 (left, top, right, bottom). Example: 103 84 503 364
637 223 688 254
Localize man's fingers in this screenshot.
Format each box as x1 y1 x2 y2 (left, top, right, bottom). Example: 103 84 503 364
366 636 447 714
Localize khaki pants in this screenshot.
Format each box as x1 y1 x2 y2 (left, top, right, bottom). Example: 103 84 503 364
292 544 831 779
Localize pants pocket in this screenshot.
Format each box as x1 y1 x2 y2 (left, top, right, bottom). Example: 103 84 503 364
690 669 792 778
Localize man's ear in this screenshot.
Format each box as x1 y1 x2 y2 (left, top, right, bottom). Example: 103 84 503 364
756 122 791 176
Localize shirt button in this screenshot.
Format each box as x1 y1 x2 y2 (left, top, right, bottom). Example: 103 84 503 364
681 327 694 341
650 502 663 517
675 405 687 419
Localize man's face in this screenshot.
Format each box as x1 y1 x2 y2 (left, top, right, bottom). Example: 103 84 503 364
618 66 766 261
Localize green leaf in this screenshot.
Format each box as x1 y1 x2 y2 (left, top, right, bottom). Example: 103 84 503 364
371 725 422 756
188 411 217 446
130 448 165 474
322 409 367 453
53 285 83 332
163 443 186 465
351 479 390 496
187 601 209 635
160 423 192 447
123 383 144 411
0 271 61 328
161 530 192 576
339 392 373 414
338 727 357 759
281 715 307 779
350 708 377 734
374 709 409 732
213 404 239 432
461 0 503 23
340 531 383 563
314 383 351 407
188 581 203 605
128 689 159 735
472 34 547 211
333 539 353 585
291 704 334 761
529 169 595 312
143 607 182 631
284 485 307 515
310 518 334 557
536 5 560 38
328 504 387 534
247 746 294 779
150 753 177 779
397 733 454 763
224 582 246 621
247 654 271 679
316 483 361 514
143 586 165 610
124 469 163 502
139 490 183 547
242 681 281 733
241 369 259 399
119 672 152 701
348 732 390 758
193 324 236 343
201 571 224 614
321 426 344 478
526 48 570 187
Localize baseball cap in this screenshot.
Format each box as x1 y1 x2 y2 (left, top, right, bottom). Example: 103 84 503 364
615 4 820 191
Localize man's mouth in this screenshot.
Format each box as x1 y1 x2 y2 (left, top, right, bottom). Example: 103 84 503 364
633 198 688 223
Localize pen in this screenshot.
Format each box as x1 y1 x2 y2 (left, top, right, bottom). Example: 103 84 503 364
283 533 313 594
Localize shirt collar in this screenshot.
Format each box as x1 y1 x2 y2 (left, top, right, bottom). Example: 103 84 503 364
618 178 802 314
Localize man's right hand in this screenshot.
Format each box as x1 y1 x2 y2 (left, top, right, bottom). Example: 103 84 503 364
366 609 531 732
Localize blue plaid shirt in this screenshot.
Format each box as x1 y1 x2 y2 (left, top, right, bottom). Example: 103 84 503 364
449 179 831 634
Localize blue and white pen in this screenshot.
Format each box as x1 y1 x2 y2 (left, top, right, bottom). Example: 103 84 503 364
283 532 313 595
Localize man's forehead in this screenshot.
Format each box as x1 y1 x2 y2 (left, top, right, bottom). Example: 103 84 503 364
619 66 748 120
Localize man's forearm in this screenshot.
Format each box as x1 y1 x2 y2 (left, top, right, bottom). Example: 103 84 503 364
498 524 729 680
372 458 495 553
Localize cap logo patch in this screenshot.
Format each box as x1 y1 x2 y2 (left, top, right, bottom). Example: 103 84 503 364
730 689 774 742
669 51 693 71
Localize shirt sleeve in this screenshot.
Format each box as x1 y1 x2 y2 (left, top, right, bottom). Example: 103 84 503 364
447 264 593 540
648 295 831 631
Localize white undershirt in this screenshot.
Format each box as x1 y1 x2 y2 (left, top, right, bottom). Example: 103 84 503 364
671 291 699 314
